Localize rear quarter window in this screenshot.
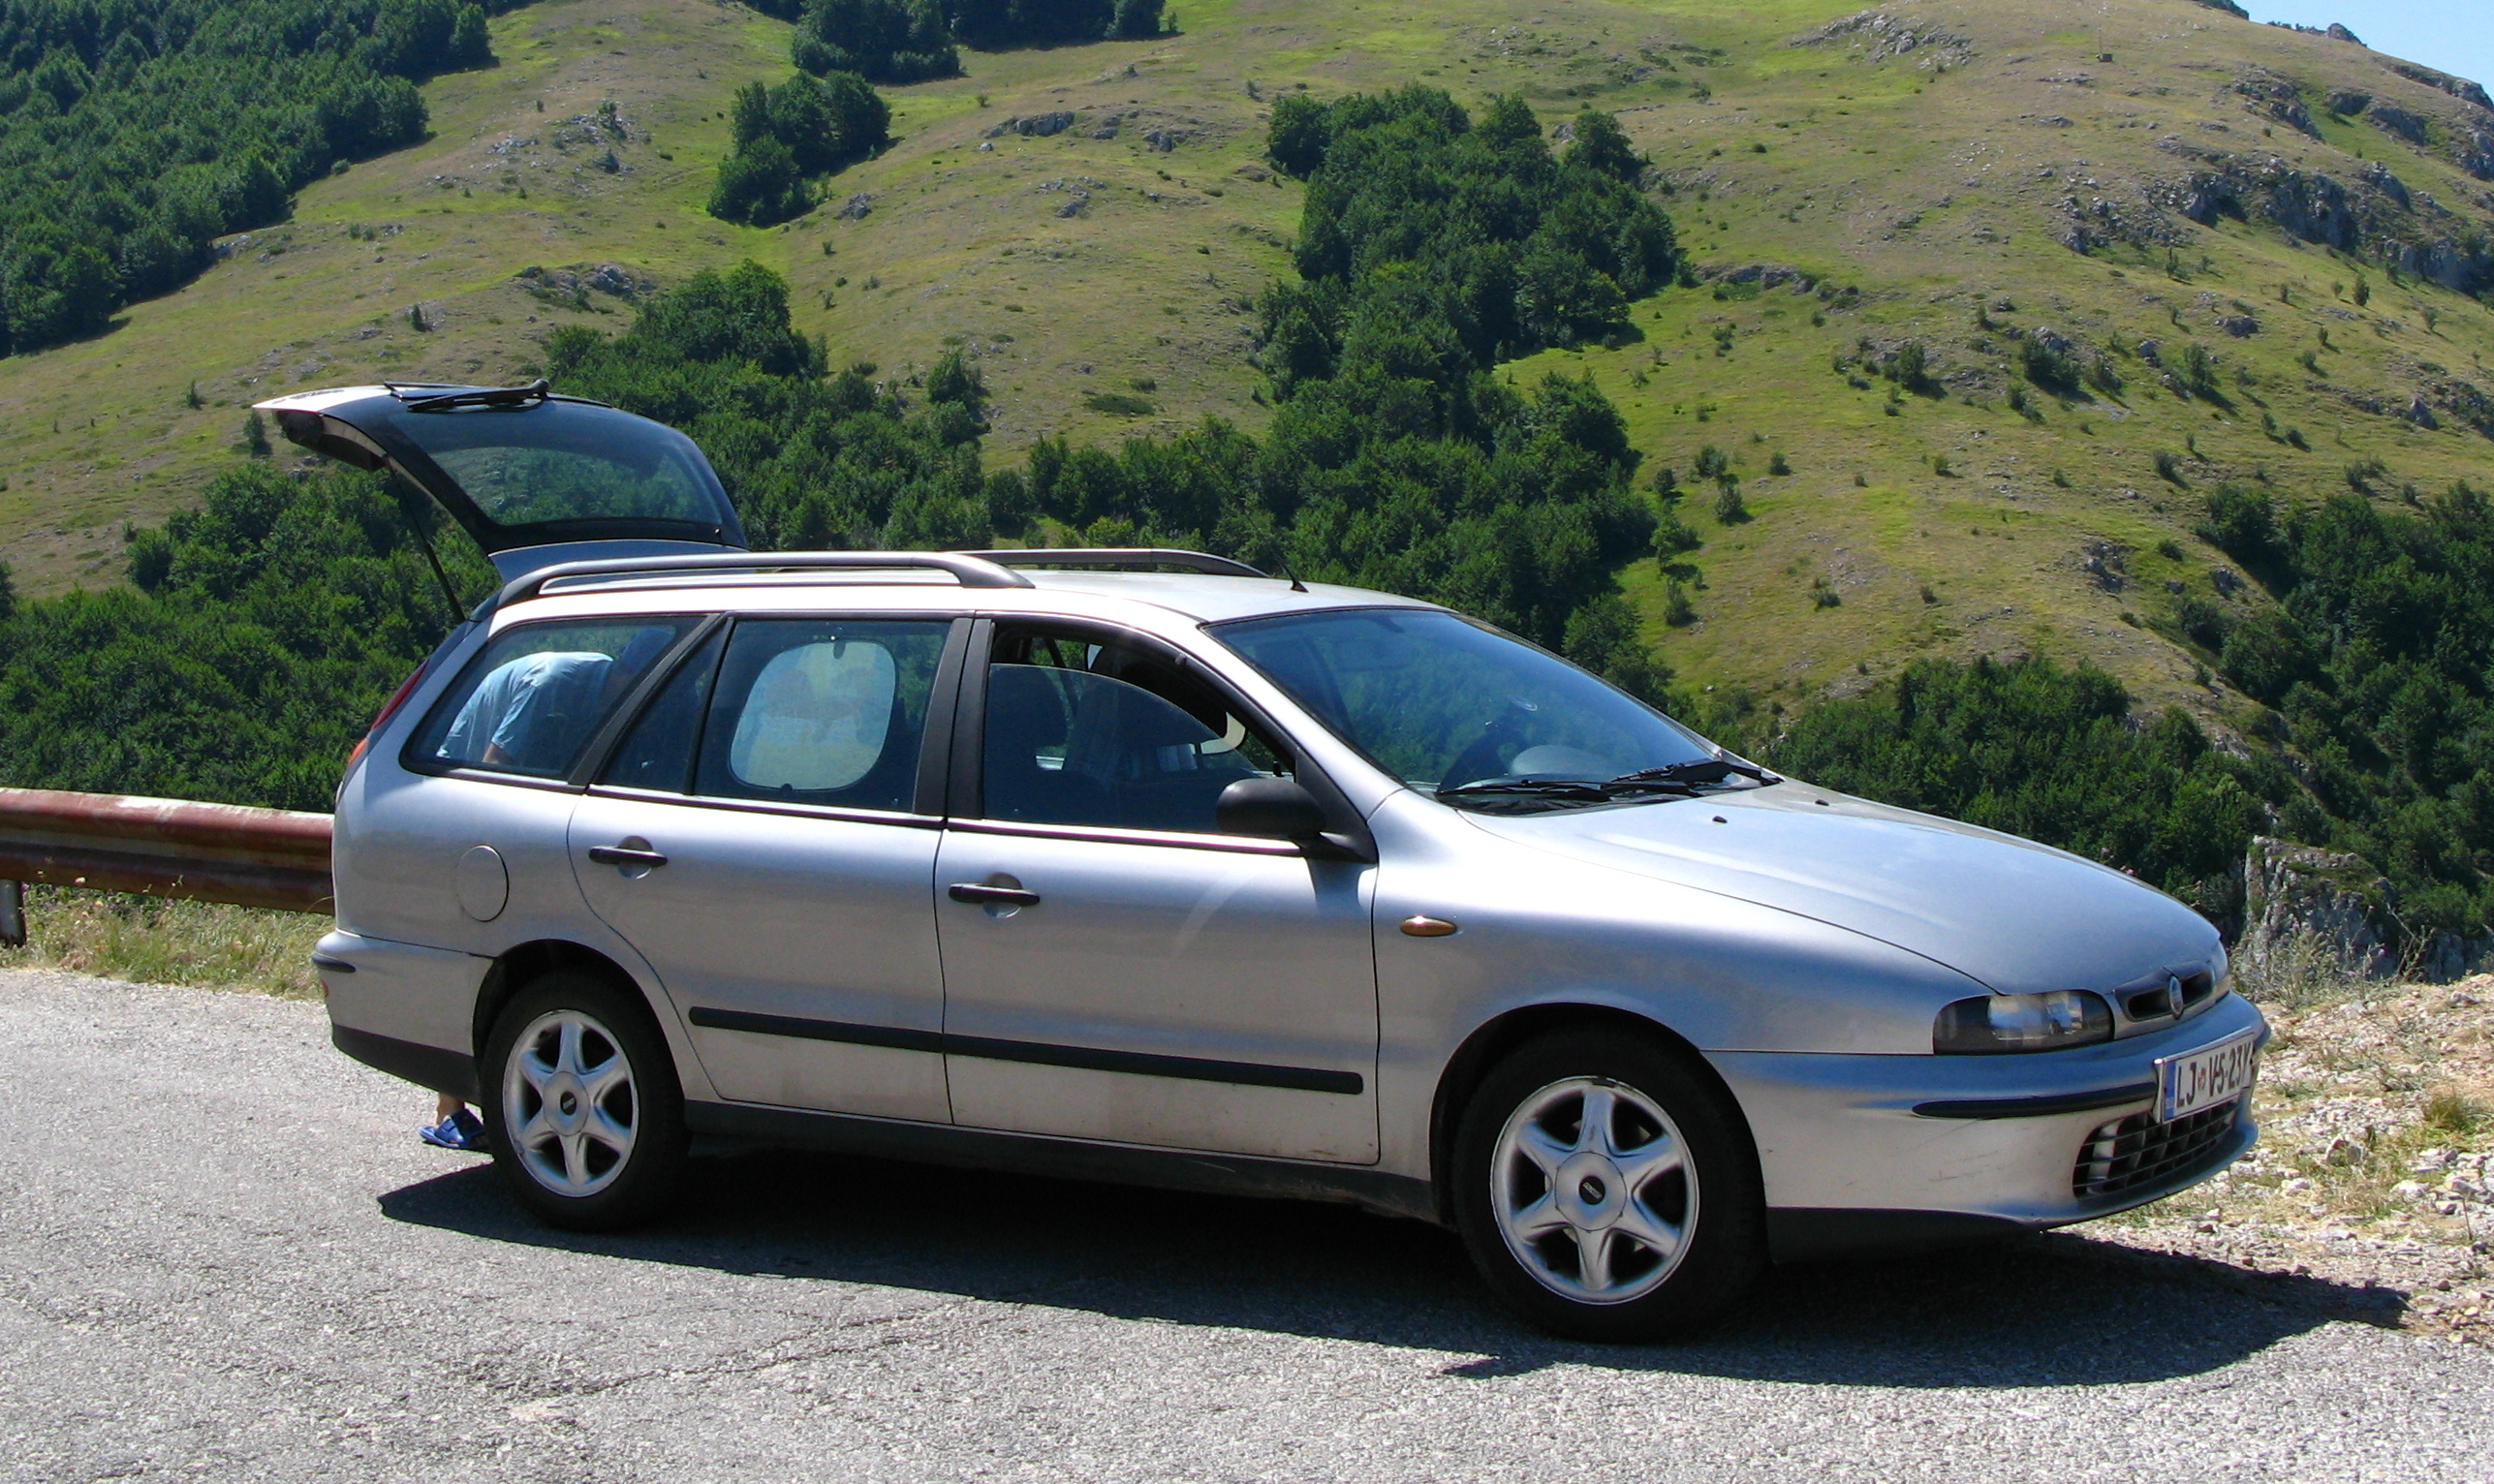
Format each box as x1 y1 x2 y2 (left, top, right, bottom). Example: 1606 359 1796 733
407 617 699 780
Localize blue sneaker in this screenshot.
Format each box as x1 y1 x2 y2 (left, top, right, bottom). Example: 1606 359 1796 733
419 1107 489 1153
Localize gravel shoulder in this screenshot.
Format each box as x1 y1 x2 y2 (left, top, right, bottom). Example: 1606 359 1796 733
4 967 2490 1483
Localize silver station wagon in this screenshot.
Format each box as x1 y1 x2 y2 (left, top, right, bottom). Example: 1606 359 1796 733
268 384 2266 1340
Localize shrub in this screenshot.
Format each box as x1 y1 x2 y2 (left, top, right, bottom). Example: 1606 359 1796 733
2154 449 2185 485
1654 505 1700 557
2172 596 2230 651
1712 479 1748 524
2179 342 2221 399
1768 451 1792 476
1663 579 1696 627
708 137 809 226
1888 340 1930 391
2017 334 2078 391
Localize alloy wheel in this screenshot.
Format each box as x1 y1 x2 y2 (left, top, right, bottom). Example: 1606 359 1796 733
1489 1075 1697 1305
502 1008 639 1197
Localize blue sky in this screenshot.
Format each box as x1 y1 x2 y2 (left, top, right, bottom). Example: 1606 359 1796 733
2243 2 2494 95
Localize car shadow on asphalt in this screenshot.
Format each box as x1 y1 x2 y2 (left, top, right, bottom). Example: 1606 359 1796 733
380 1146 2401 1388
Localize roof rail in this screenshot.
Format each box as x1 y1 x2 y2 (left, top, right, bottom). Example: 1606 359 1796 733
957 547 1270 578
491 551 1035 611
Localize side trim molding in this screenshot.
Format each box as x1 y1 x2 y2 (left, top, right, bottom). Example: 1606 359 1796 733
687 1006 1365 1096
685 1098 1433 1222
1912 1082 2156 1120
689 1006 944 1055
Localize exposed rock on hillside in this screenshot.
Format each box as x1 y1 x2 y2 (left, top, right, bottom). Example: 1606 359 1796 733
2241 836 2399 981
2383 60 2494 113
2232 69 2320 138
1788 10 1971 71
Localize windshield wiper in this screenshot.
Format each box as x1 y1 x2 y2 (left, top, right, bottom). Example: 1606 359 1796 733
1436 775 1701 804
1607 757 1781 788
401 379 552 414
1437 778 1615 802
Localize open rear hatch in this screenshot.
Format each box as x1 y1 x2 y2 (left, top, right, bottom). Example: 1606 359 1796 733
254 382 747 581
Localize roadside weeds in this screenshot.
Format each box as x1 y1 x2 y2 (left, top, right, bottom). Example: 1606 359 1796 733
0 885 325 999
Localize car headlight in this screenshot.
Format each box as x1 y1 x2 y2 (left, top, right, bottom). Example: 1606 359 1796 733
1932 991 2113 1054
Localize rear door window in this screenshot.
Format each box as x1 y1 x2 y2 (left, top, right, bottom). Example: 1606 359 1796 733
693 619 952 813
410 617 700 779
600 628 728 794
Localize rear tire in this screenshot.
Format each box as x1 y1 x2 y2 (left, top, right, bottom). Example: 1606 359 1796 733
481 970 688 1231
1451 1027 1764 1341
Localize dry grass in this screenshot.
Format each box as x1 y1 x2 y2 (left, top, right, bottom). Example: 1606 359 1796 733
2232 926 2383 1011
0 886 327 1000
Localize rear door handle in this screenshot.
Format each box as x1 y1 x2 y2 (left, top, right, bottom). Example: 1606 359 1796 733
588 845 670 868
948 882 1041 907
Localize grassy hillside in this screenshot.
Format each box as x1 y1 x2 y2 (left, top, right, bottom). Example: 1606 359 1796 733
5 0 2493 744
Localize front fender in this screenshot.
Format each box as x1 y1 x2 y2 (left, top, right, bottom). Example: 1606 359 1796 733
1363 792 1985 1180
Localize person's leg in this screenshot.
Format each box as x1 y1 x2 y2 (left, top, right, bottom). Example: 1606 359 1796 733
420 1092 488 1151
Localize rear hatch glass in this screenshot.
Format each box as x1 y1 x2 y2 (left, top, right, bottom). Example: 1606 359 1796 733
255 383 746 578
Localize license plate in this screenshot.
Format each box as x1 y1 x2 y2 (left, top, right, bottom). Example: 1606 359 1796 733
2157 1030 2259 1123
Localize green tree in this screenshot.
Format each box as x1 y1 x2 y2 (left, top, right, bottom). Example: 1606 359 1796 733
0 0 503 356
792 0 958 82
708 137 809 226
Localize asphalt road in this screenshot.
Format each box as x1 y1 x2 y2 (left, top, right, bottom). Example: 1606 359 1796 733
3 968 2489 1483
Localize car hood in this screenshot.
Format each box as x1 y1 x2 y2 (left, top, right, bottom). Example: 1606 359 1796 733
1462 781 2220 996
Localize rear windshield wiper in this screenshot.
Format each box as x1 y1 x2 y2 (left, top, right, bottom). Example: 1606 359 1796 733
1607 757 1781 788
401 379 552 414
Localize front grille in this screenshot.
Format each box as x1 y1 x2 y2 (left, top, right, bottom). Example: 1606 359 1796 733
2072 1098 2241 1200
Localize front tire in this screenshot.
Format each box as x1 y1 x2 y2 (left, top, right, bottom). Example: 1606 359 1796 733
1452 1028 1763 1341
481 970 688 1231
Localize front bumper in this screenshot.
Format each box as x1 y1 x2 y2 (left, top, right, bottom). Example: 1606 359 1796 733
1711 992 2267 1260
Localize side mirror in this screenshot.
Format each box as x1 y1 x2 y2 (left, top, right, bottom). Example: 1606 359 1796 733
1217 777 1327 840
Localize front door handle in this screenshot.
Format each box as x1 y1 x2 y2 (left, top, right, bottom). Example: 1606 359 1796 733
588 844 670 868
948 882 1041 908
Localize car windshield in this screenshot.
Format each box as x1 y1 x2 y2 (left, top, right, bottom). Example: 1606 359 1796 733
1213 607 1736 812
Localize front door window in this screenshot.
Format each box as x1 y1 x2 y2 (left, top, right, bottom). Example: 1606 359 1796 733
982 626 1293 833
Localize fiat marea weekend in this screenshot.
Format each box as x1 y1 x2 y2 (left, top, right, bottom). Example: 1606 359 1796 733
266 382 2265 1339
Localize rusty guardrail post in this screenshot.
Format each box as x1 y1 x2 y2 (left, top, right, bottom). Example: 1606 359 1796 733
0 788 336 917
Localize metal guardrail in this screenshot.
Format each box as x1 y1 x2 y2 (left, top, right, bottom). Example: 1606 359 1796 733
0 789 335 944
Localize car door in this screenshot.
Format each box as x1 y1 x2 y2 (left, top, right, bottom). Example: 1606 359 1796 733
933 620 1380 1164
348 612 710 953
571 614 966 1123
